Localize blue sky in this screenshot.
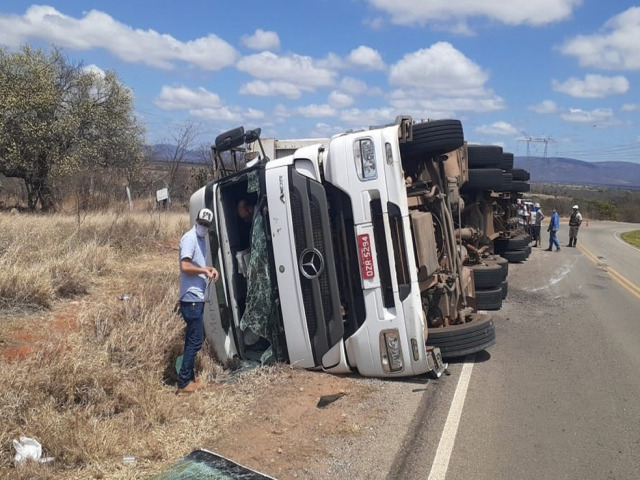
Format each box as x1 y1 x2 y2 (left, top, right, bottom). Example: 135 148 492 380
1 1 639 162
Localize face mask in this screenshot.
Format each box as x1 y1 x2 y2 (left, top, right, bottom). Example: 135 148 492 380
196 224 209 238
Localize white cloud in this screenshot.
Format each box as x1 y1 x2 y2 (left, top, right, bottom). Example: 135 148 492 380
339 77 383 96
295 104 338 118
559 7 640 70
239 80 304 99
560 107 614 124
366 0 580 28
339 107 398 128
236 52 336 89
387 43 506 113
529 100 558 114
241 29 280 51
552 74 629 98
621 103 640 112
328 91 355 108
154 86 222 110
0 6 238 70
476 122 519 135
347 46 385 70
83 64 105 77
387 42 505 113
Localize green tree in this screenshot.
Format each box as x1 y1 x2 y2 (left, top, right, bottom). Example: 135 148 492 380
0 46 145 210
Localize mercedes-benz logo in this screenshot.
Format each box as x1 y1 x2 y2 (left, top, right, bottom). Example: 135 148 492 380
299 248 325 280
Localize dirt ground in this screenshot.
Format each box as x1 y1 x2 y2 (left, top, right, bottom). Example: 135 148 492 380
1 240 429 480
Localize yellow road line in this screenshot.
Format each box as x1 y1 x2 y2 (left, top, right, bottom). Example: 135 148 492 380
578 244 640 300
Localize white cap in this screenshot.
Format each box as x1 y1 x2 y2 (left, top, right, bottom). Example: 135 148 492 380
572 205 579 209
535 203 540 208
196 208 214 226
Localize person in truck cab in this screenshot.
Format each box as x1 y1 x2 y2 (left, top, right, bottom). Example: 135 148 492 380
176 208 219 395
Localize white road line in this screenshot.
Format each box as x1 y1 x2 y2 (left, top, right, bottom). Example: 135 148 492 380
428 354 475 480
614 231 640 252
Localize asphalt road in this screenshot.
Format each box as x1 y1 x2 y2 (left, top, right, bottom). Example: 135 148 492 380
391 221 640 480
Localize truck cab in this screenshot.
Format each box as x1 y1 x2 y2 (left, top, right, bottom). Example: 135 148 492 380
191 118 493 378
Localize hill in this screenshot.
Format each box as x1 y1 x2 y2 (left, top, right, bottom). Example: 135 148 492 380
514 156 640 189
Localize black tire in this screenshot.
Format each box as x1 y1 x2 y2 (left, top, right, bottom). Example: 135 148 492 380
491 255 509 278
475 286 503 310
427 315 496 359
502 152 514 170
501 279 508 299
465 168 503 190
467 145 504 168
494 235 527 252
510 180 530 192
401 119 464 158
501 249 528 263
470 262 504 289
500 171 513 192
512 168 530 181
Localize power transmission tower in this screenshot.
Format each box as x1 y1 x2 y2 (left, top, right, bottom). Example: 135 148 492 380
517 133 557 157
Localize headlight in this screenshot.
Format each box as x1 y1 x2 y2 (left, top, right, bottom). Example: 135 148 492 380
380 329 404 372
354 138 377 180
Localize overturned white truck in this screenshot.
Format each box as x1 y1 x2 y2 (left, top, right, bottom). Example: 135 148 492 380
189 117 495 378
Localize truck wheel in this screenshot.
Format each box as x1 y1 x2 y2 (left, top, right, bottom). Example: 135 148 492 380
470 262 504 289
475 285 503 310
427 315 496 359
501 279 508 299
400 119 464 158
467 145 503 168
512 168 530 181
500 172 513 192
510 180 531 192
501 248 528 263
502 152 514 170
465 168 503 190
494 235 527 252
491 255 509 278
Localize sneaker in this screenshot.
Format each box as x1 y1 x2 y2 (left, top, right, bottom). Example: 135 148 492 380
176 381 199 396
556 248 561 251
544 248 552 251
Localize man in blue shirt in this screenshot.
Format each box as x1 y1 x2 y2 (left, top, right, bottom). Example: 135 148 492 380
545 207 561 252
177 208 219 395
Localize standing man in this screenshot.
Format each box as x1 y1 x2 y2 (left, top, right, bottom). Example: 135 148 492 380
567 205 583 247
532 203 545 247
177 208 219 395
545 207 561 252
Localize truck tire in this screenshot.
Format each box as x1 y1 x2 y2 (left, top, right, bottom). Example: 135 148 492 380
467 145 503 168
512 168 530 181
400 119 464 158
427 315 496 359
465 168 503 191
501 248 528 263
470 262 504 289
500 172 513 192
494 235 528 252
510 180 530 192
491 255 509 278
475 285 503 310
501 279 508 299
502 152 514 170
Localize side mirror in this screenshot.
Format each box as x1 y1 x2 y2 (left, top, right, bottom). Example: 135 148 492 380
244 128 261 144
215 127 246 152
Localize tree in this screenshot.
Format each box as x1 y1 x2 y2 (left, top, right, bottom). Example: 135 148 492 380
0 46 145 210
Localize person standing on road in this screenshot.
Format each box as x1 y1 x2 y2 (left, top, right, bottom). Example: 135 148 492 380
177 208 219 395
545 207 561 252
532 203 544 247
567 205 583 247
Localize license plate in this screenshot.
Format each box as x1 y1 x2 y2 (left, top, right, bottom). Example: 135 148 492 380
357 233 375 280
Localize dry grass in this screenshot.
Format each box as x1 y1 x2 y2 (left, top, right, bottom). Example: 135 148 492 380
0 209 281 478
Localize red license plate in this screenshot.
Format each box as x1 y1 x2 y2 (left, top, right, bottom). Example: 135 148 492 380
357 233 375 280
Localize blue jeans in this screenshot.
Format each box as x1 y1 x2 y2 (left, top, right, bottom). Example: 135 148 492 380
178 301 204 389
548 230 560 250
